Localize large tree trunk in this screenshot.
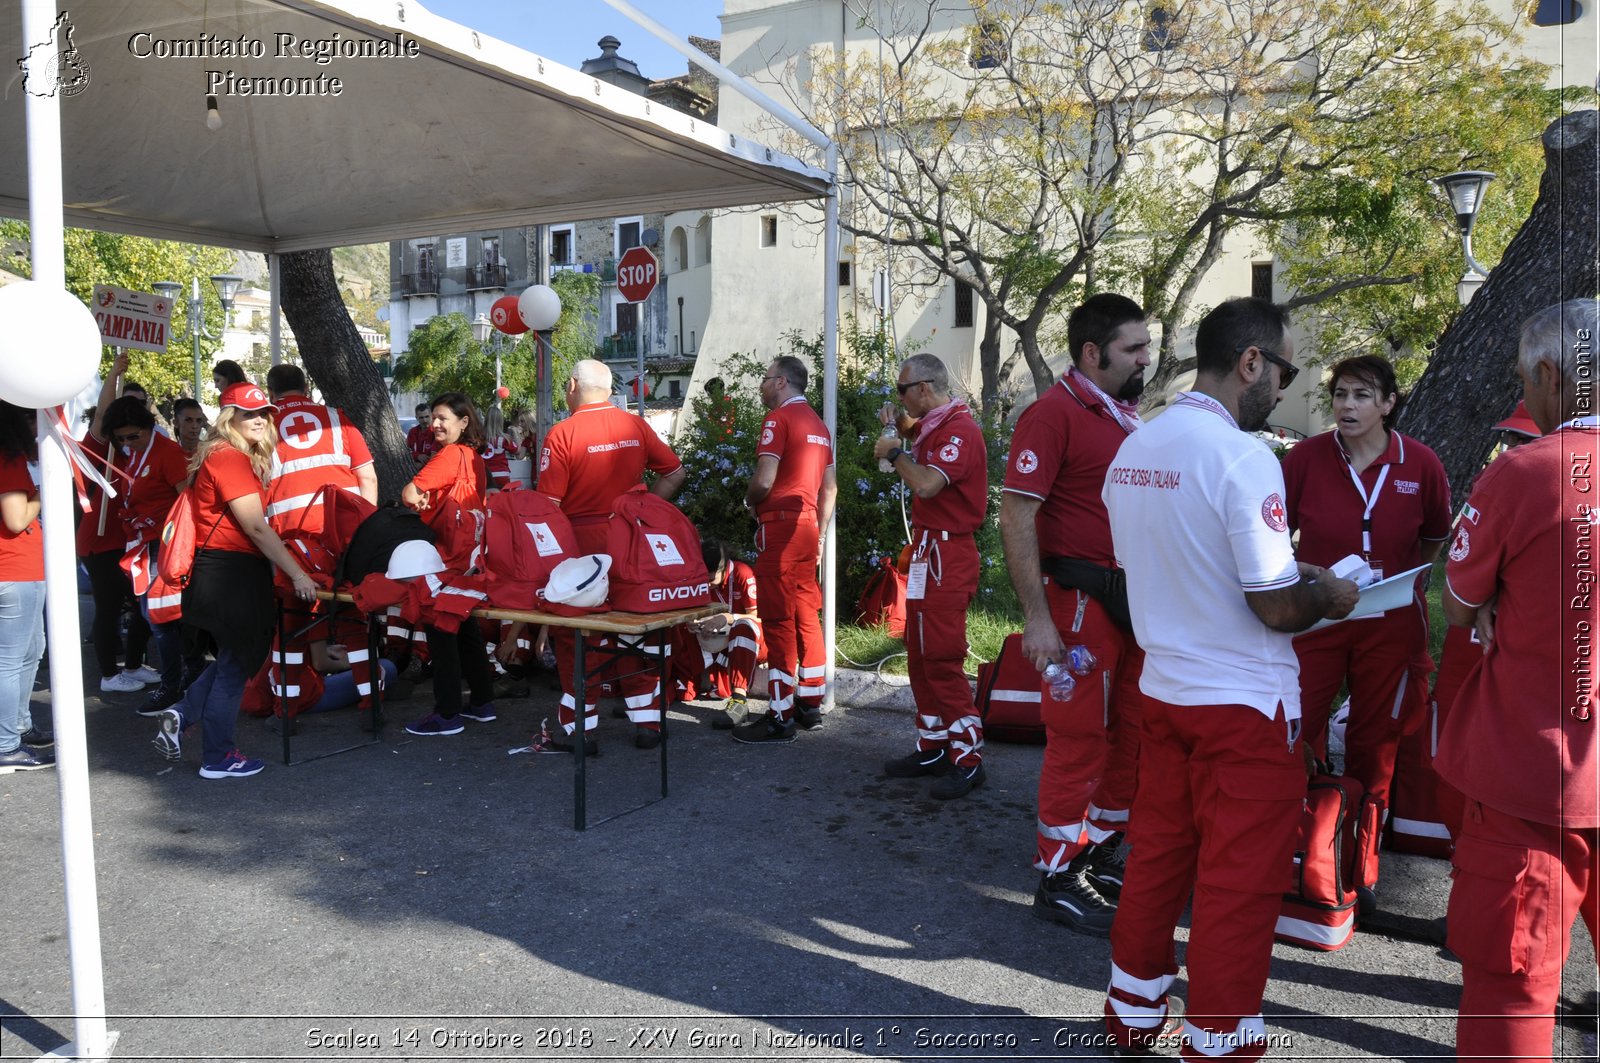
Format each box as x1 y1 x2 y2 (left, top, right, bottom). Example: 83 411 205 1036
977 312 1006 421
276 249 413 502
1399 110 1600 511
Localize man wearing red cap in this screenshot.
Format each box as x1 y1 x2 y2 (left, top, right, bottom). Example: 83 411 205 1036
539 359 685 749
1439 299 1599 1060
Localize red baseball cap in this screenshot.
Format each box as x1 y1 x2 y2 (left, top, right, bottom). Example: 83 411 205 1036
220 382 276 413
1493 400 1540 439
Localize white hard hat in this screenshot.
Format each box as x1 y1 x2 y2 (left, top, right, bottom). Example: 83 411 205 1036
385 540 446 581
545 554 611 609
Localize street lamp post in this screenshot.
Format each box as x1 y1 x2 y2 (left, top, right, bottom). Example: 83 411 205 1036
1434 170 1495 305
153 273 243 399
471 312 502 406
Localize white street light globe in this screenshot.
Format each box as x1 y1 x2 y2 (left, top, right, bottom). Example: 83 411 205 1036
517 284 562 331
0 282 104 407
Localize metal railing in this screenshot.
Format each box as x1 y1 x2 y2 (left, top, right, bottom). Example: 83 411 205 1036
400 271 438 296
466 263 507 290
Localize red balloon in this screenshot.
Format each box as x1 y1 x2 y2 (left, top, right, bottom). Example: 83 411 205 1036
630 377 651 399
490 294 529 334
496 386 510 399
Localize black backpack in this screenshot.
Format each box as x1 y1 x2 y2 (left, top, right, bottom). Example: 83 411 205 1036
334 505 437 587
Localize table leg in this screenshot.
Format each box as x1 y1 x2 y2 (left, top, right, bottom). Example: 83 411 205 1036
574 631 588 831
276 596 291 766
657 628 669 799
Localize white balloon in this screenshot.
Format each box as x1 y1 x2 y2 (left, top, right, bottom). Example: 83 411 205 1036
517 284 562 331
0 282 103 407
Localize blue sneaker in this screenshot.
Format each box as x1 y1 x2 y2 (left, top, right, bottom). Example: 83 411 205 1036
459 702 497 722
153 708 185 761
198 750 264 779
404 712 464 736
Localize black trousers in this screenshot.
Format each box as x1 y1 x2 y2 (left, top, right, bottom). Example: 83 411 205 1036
84 549 149 677
425 623 494 718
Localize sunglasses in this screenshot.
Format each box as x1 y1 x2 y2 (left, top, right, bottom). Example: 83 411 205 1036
111 430 143 444
1258 348 1299 389
896 379 930 396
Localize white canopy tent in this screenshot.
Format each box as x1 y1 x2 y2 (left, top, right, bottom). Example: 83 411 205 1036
2 1 836 1057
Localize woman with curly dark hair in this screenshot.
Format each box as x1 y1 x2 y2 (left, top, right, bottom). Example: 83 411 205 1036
0 402 51 773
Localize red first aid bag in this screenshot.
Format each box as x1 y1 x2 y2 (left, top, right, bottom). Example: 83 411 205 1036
974 632 1045 744
156 487 222 590
1276 774 1383 951
604 485 712 613
855 556 907 637
481 489 579 612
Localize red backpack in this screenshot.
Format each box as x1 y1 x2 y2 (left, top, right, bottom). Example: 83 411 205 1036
481 489 582 613
604 485 712 613
1275 774 1383 951
974 632 1046 743
156 487 223 590
855 556 907 637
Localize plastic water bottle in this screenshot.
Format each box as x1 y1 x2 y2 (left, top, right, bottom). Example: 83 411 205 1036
878 402 899 472
1042 663 1076 701
1065 644 1098 676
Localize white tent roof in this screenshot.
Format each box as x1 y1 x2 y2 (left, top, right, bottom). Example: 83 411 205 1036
0 0 830 252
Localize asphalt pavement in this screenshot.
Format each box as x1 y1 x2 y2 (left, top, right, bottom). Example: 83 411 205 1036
2 627 1596 1062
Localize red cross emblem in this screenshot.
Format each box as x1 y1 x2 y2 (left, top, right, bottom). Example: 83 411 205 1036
1261 493 1288 532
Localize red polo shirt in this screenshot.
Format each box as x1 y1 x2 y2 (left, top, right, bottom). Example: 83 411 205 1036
0 453 42 582
1003 376 1130 563
75 434 126 556
118 433 190 544
538 402 682 524
191 445 267 555
406 423 436 463
754 395 833 520
1282 430 1451 577
1436 427 1599 828
720 558 758 615
412 442 487 514
910 401 987 535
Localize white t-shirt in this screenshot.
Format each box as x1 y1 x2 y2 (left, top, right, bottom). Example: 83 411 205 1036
1102 392 1301 719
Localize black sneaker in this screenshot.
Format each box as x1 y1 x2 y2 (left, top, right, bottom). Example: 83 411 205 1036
1355 884 1378 917
540 738 602 757
634 727 661 750
732 714 797 744
795 705 824 730
137 685 182 717
0 746 55 774
709 695 747 730
1085 834 1128 901
20 727 53 749
885 747 949 778
1034 854 1117 936
931 761 986 800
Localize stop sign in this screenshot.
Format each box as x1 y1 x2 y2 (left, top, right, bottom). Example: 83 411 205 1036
616 246 659 303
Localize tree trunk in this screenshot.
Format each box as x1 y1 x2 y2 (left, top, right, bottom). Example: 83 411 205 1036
977 312 1005 421
1399 110 1600 511
276 249 413 501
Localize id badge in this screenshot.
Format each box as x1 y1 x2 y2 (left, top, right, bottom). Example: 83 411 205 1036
906 562 928 600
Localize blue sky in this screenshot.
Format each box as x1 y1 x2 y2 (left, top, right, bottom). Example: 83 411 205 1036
417 0 727 82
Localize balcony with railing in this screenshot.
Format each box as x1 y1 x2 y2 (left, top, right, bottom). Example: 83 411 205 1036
466 263 507 290
601 333 639 361
400 270 439 297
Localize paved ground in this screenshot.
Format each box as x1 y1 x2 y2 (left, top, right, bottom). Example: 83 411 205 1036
2 628 1596 1062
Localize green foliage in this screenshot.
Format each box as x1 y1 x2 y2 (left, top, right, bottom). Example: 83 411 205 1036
675 316 1018 611
391 271 601 414
1 220 235 402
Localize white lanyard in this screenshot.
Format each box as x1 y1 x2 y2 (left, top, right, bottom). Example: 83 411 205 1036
1343 457 1389 557
119 435 155 511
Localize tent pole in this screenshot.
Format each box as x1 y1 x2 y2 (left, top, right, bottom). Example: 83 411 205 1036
821 143 840 712
269 253 282 367
20 0 114 1057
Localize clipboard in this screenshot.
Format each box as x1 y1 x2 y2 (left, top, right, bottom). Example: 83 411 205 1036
1307 562 1431 631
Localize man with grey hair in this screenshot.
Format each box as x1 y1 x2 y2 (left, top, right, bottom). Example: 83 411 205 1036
539 358 687 750
1438 298 1599 1060
873 353 989 798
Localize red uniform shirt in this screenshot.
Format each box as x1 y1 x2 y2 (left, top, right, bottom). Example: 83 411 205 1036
539 402 682 523
412 443 487 515
754 396 833 520
1282 430 1451 578
406 423 436 463
909 401 987 534
1003 375 1130 564
718 558 759 615
267 397 374 536
118 433 189 545
191 445 268 555
1436 427 1599 827
0 453 42 582
75 434 126 556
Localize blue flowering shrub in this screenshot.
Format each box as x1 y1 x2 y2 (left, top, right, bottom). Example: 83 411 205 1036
676 319 1019 620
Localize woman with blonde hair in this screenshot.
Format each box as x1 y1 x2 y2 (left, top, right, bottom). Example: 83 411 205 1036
152 383 317 779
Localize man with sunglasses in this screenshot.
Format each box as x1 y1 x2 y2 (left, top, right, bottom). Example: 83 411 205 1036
735 356 836 744
1000 292 1152 935
1101 297 1357 1059
874 353 989 798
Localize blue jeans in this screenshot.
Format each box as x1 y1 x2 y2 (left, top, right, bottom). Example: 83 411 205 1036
178 645 250 766
0 580 45 754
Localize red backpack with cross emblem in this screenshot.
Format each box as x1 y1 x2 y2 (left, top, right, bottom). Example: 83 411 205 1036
481 489 581 613
604 485 712 613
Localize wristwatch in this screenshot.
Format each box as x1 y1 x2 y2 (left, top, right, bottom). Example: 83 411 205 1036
886 447 906 465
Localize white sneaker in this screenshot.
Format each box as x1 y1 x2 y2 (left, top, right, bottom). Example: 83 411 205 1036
100 672 145 693
124 665 162 685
